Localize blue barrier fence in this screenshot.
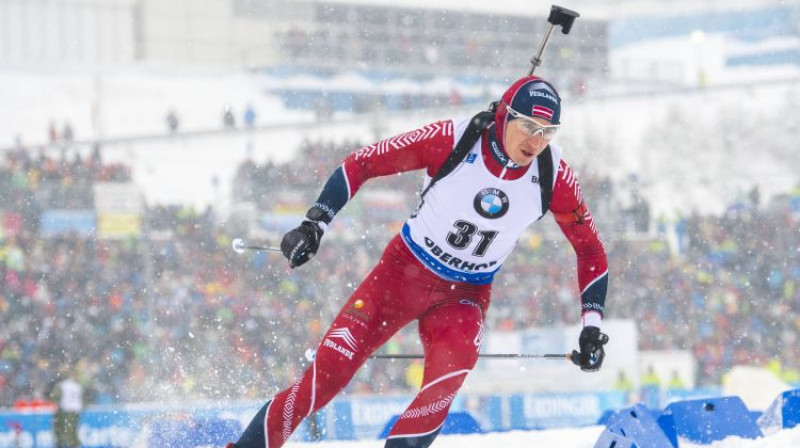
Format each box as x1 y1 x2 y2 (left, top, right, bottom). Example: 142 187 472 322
0 391 626 447
5 388 800 448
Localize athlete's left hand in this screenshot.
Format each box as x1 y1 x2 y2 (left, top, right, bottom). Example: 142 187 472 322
570 326 609 372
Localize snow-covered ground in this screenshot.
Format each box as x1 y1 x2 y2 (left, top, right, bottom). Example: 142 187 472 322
280 425 800 448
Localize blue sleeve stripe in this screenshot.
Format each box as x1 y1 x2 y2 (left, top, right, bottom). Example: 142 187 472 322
581 271 607 316
581 269 608 295
313 165 350 222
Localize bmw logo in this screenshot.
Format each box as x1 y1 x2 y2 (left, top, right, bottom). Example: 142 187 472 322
473 188 509 219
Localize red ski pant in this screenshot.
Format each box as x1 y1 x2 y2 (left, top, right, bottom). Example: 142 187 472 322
262 234 491 447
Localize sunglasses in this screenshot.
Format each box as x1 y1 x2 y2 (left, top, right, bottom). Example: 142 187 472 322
505 103 560 140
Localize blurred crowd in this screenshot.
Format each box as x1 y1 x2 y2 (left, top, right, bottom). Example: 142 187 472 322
0 145 131 215
1 138 799 408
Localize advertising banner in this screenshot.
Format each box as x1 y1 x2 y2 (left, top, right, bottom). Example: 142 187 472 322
97 213 142 239
39 210 95 237
93 183 143 214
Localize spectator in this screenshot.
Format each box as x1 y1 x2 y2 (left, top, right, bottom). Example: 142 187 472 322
243 104 257 128
48 121 58 143
166 109 180 133
405 360 424 390
640 365 662 408
667 370 687 391
613 369 635 404
62 122 74 143
49 370 85 448
223 106 236 129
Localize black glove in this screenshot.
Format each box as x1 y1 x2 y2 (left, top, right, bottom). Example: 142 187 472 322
280 220 324 268
570 326 609 372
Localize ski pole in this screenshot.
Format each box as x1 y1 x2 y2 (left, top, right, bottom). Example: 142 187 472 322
370 353 572 360
304 349 576 362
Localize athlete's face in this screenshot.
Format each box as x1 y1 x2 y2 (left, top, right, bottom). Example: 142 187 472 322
504 115 555 166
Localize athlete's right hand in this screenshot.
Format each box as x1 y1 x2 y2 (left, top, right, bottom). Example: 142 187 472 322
281 220 324 268
570 326 609 372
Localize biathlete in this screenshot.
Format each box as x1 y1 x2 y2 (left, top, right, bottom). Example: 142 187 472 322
228 75 609 448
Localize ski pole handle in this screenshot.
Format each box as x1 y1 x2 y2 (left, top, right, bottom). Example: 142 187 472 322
231 238 282 254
